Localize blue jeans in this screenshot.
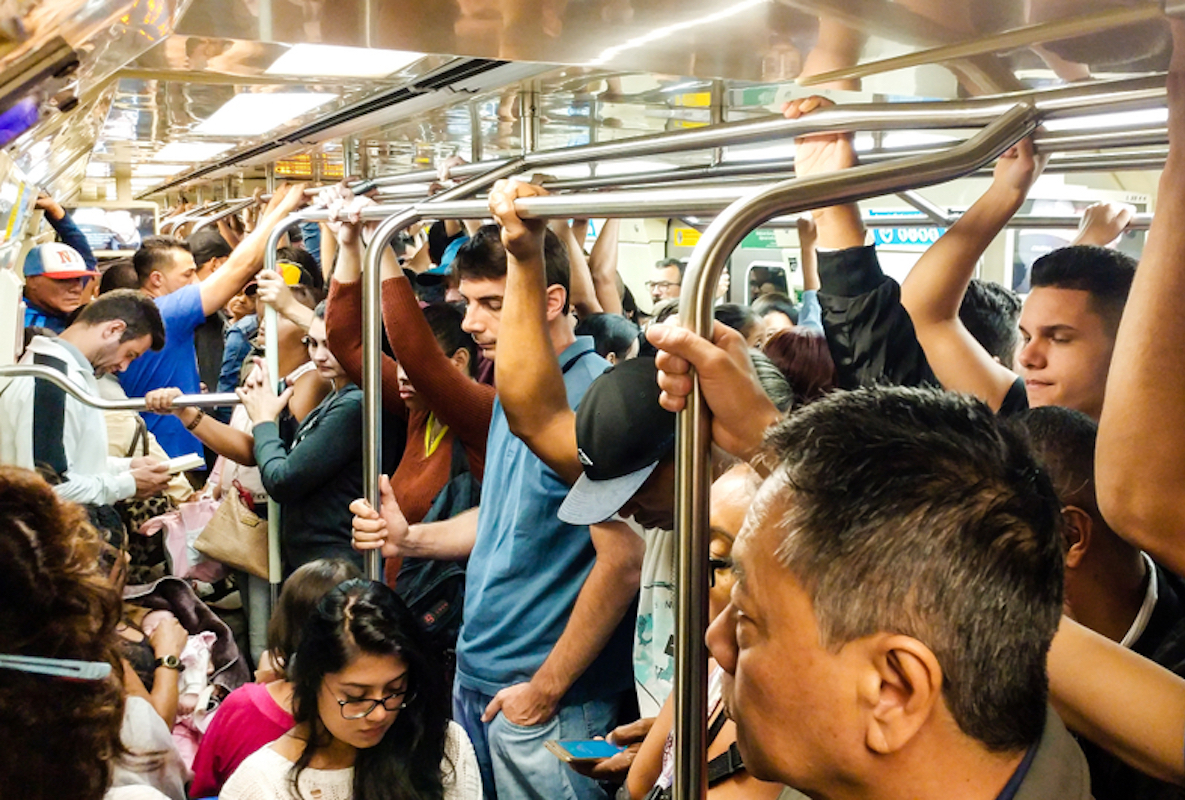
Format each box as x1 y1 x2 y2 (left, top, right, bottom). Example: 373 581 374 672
454 681 622 800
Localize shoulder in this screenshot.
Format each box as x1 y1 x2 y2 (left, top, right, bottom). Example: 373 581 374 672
221 745 290 799
443 721 483 800
158 284 205 322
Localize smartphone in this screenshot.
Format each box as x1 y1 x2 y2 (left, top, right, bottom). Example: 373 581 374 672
544 739 625 763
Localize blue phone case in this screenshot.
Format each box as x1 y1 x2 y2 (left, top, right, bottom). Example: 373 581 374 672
560 740 625 760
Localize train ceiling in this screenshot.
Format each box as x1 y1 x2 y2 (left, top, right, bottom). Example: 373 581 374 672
0 0 1172 201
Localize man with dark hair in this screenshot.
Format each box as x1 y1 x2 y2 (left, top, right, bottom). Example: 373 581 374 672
1014 406 1185 800
706 386 1088 799
0 289 170 505
900 137 1135 421
959 277 1023 368
352 186 641 800
120 186 307 457
647 257 684 305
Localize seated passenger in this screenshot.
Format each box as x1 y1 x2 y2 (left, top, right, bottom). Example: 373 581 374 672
705 387 1087 798
0 290 171 507
189 558 363 798
0 466 127 800
220 580 481 799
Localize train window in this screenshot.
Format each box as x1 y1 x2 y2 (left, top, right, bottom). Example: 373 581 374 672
746 260 791 303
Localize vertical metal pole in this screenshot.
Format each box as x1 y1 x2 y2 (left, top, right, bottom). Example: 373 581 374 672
265 164 276 195
264 303 282 604
710 80 725 167
262 214 302 599
259 0 273 41
469 101 483 164
588 96 599 177
344 138 357 181
522 83 540 155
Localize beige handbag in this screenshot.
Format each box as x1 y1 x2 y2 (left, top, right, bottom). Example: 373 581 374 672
194 486 270 579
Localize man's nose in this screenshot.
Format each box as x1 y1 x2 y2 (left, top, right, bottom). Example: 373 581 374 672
705 602 739 675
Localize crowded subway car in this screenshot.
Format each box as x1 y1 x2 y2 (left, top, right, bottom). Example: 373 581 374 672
4 1 1185 799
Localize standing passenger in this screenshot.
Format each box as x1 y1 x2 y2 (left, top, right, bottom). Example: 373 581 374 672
120 185 306 458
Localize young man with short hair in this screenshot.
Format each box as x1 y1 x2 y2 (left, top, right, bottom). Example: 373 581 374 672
119 185 306 457
352 194 641 800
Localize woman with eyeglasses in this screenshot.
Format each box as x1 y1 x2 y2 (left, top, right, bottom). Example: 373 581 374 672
220 579 481 800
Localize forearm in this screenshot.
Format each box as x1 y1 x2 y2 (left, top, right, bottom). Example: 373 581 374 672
47 210 97 270
589 218 623 315
900 184 1022 325
201 204 296 315
147 665 181 728
530 521 643 702
554 221 602 317
402 507 479 560
1048 617 1185 785
496 249 569 422
178 407 257 465
325 279 406 418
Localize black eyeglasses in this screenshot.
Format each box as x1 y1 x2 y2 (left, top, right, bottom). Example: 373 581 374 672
708 557 732 588
645 280 680 291
336 688 415 720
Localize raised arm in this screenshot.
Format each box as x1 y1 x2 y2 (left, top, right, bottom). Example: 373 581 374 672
899 139 1043 410
488 180 584 485
321 192 406 420
551 218 603 318
1095 38 1185 576
1048 617 1185 785
588 218 624 315
199 183 308 316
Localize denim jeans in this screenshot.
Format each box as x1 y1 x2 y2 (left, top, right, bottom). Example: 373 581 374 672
454 680 622 800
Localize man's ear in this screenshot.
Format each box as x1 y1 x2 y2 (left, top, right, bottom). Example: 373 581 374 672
544 284 567 322
148 269 165 291
450 346 471 374
856 634 942 755
1062 506 1093 569
100 319 127 342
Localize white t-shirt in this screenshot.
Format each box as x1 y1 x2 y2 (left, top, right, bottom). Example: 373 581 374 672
220 720 481 800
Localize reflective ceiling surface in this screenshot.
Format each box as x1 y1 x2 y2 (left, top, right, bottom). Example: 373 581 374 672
2 0 1170 200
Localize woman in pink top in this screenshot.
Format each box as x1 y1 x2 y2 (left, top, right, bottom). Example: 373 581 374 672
188 559 362 798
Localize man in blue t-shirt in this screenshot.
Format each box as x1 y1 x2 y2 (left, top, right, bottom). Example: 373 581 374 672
352 210 640 800
119 185 307 457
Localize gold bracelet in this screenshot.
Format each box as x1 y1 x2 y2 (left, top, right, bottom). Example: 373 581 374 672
185 409 205 431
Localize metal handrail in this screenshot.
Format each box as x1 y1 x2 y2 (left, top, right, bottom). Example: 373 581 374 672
190 197 257 234
342 73 1163 193
0 365 239 410
160 201 230 235
671 100 1039 800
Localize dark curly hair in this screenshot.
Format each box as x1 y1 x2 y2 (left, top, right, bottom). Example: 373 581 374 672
0 466 126 800
289 580 452 800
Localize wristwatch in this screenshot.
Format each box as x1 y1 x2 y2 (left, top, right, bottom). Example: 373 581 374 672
154 654 183 671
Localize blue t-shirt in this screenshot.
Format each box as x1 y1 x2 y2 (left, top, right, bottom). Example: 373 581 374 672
456 337 635 703
119 283 207 457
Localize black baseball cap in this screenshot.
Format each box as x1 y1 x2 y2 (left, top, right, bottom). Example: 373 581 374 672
558 357 676 525
187 227 232 267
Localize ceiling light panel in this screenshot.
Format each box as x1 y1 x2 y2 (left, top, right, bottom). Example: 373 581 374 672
265 44 424 79
194 92 338 137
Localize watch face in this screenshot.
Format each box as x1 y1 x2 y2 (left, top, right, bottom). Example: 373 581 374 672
158 655 182 670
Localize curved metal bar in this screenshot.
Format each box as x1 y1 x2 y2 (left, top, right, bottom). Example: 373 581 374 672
0 365 240 410
672 102 1040 800
357 158 529 582
895 191 953 226
190 198 257 234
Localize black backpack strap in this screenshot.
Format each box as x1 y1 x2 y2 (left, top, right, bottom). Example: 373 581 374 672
31 353 70 477
706 743 744 787
448 430 470 480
